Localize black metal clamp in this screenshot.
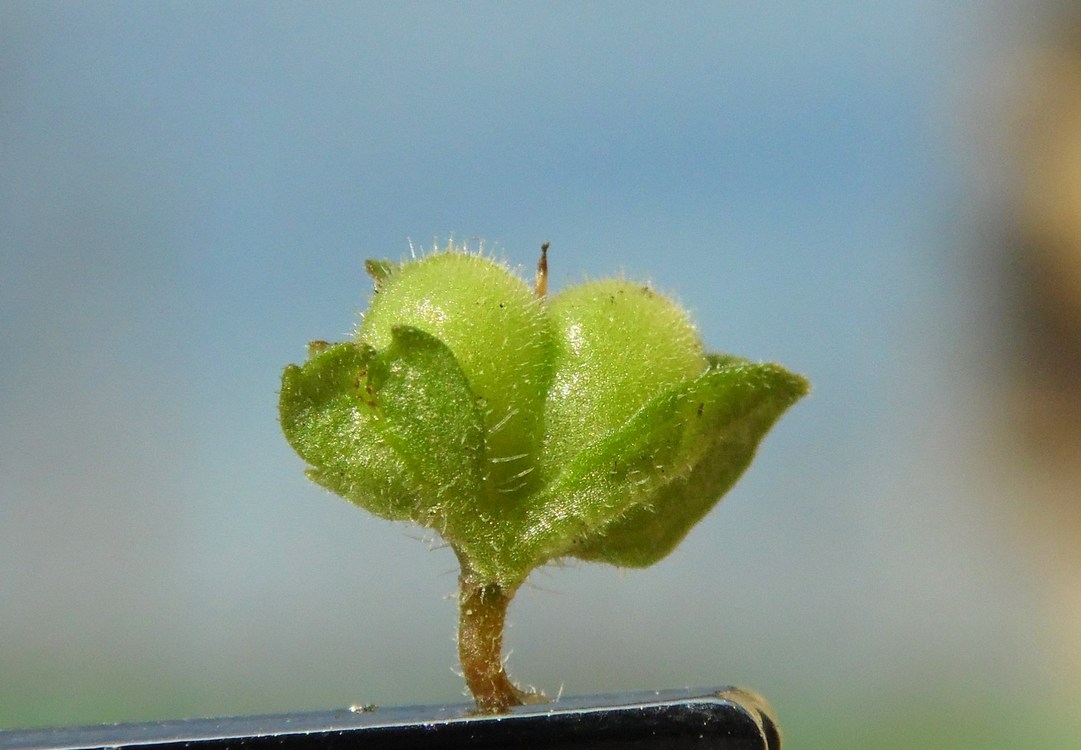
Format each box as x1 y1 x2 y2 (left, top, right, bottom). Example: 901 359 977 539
0 686 780 750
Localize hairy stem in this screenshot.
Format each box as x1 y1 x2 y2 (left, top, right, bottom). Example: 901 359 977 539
457 571 534 713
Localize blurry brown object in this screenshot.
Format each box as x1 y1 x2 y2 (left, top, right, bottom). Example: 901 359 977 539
995 17 1081 693
1007 24 1081 463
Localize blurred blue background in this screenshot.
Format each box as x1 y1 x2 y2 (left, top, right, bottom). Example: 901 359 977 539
3 2 1077 747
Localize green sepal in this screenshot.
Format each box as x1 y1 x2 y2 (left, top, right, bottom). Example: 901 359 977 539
504 357 807 574
279 327 486 528
567 358 809 567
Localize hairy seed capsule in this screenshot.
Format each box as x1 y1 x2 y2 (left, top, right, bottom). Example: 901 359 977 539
357 252 551 495
542 280 707 474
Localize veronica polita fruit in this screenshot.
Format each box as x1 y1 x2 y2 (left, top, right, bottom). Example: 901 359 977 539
279 243 807 713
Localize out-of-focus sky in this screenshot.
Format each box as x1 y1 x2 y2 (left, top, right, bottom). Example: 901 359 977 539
2 2 1072 746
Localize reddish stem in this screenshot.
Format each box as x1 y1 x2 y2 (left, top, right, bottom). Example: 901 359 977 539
457 573 531 713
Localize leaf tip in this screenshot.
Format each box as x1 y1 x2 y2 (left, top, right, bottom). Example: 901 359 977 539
306 340 331 359
365 258 399 288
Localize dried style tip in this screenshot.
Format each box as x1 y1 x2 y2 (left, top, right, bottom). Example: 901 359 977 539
535 242 549 299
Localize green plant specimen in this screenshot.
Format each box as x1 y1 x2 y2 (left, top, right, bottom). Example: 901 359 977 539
279 243 808 713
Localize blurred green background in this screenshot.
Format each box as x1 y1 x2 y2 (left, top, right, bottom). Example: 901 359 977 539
3 2 1080 747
